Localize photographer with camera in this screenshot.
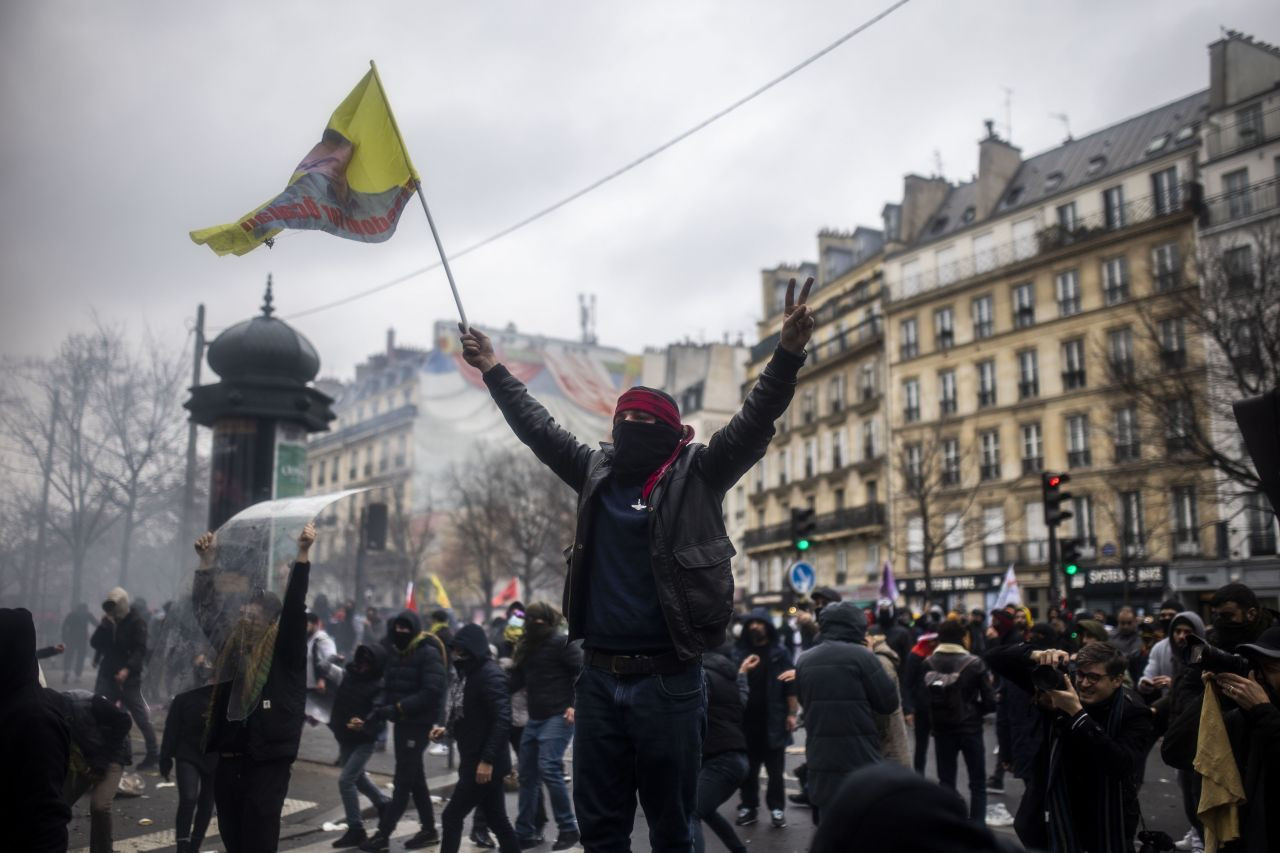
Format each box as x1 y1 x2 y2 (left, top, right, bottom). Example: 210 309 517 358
1162 626 1280 851
984 640 1156 851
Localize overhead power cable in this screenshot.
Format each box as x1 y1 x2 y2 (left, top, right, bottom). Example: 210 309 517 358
280 0 913 323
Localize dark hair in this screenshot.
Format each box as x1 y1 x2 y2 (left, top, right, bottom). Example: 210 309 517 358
430 608 450 622
936 619 966 645
1160 599 1183 611
1210 583 1259 612
1075 642 1127 678
250 590 282 621
305 612 320 625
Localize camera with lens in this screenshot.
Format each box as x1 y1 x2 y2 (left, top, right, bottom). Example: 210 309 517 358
1137 829 1175 852
1186 634 1252 677
1031 664 1069 692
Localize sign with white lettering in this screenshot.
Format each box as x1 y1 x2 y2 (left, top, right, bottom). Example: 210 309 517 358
903 572 1005 594
1067 564 1167 593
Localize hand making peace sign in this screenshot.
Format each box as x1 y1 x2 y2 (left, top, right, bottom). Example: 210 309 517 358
779 276 816 356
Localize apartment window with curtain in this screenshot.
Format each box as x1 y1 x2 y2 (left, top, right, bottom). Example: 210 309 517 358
977 359 997 408
1153 242 1181 292
1067 414 1092 468
1056 201 1079 231
934 306 955 350
1012 282 1036 328
903 378 920 423
1225 245 1255 292
972 294 994 339
939 369 957 415
1151 166 1180 215
1108 327 1134 380
1120 491 1145 556
1072 495 1095 548
942 438 961 486
804 438 817 478
1160 317 1187 368
907 516 924 571
1021 423 1043 475
983 506 1006 567
1025 500 1049 563
1165 397 1194 454
1172 485 1199 554
861 362 877 400
1114 406 1140 462
1248 493 1279 556
944 511 964 569
1062 338 1087 390
937 245 960 286
1103 185 1126 229
980 430 1001 481
1102 256 1130 305
835 549 848 586
973 231 997 273
780 448 791 486
832 429 846 469
1223 168 1252 219
802 389 816 424
900 317 919 360
754 458 767 492
1055 269 1082 316
829 374 846 413
863 420 878 459
905 443 923 490
1018 349 1039 399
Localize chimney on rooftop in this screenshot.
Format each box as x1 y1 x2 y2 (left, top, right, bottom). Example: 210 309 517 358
897 175 950 246
386 328 396 359
976 121 1021 219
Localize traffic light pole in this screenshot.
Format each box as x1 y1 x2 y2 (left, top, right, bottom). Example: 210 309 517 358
1047 521 1060 610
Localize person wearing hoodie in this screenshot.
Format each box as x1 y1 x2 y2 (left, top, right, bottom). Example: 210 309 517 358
0 608 71 853
355 608 449 852
90 584 159 769
62 602 95 683
695 646 751 853
867 632 911 766
809 762 1023 853
921 619 996 824
191 523 316 853
795 601 900 822
159 657 219 853
902 629 940 775
330 643 391 849
437 624 522 853
731 608 797 829
460 281 815 853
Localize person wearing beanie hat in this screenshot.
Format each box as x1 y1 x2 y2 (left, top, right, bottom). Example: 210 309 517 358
459 277 818 852
1076 619 1110 646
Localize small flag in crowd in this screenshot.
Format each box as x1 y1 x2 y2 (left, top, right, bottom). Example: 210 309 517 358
491 577 520 608
405 581 416 611
430 574 452 611
993 563 1022 610
191 67 419 256
879 560 900 602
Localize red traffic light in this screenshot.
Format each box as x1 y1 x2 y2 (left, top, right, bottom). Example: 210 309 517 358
1048 476 1061 487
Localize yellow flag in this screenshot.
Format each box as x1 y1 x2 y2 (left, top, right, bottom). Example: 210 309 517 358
191 66 420 257
429 574 452 611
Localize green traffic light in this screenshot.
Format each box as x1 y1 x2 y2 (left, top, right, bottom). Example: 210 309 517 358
1065 563 1079 575
796 539 810 551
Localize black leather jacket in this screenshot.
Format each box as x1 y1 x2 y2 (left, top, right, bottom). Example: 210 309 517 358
483 346 804 660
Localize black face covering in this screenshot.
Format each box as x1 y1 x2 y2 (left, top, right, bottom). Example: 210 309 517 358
1212 615 1254 650
392 629 413 650
612 420 681 484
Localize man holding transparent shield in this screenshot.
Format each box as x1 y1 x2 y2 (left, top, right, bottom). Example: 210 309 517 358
191 521 316 853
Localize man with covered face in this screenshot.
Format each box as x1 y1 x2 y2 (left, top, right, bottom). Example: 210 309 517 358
459 277 816 852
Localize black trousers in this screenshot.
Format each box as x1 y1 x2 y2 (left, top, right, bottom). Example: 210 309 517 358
379 724 434 834
442 770 520 853
912 703 932 774
739 738 786 812
213 756 293 853
175 760 215 849
96 674 158 759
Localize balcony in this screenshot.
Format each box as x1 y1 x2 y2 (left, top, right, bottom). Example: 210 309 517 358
1021 456 1044 476
1013 539 1050 566
1165 435 1193 456
891 186 1197 303
1057 297 1082 317
1114 442 1142 463
1172 531 1201 558
1062 370 1087 390
1201 177 1280 229
900 342 919 361
980 462 1002 482
974 320 993 339
1067 449 1092 468
742 502 885 549
978 390 997 408
936 330 955 351
1108 358 1135 382
1104 283 1130 305
939 398 957 416
807 316 883 368
1014 307 1036 329
1018 380 1039 400
1161 349 1188 370
1250 530 1279 557
903 406 920 423
982 543 1007 568
854 389 881 415
1206 115 1279 160
1155 270 1182 292
941 468 961 487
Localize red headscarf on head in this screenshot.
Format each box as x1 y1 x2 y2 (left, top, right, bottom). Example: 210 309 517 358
613 388 695 502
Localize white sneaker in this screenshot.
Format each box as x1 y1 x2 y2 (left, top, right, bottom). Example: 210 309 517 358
1174 829 1203 851
985 803 1015 827
427 742 449 756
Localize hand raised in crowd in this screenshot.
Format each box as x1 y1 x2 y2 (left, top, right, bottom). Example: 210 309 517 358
778 277 816 356
194 532 216 569
459 325 497 373
739 654 761 675
1213 672 1270 710
1031 648 1070 668
296 522 316 561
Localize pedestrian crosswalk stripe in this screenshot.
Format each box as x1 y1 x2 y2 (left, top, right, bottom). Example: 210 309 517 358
70 798 316 852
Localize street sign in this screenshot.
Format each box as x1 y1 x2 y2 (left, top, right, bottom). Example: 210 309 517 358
1101 542 1117 557
788 561 816 595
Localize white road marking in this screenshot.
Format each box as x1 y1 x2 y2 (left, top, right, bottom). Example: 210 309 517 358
70 798 316 852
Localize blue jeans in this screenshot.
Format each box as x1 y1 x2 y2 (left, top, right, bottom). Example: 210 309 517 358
573 662 705 853
933 730 986 823
694 751 748 853
337 741 387 828
517 715 577 837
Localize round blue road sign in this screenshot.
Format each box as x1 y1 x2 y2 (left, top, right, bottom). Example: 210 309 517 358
789 561 816 595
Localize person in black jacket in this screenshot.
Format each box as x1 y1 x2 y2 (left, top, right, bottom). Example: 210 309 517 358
331 643 391 848
795 601 900 823
90 584 159 768
920 619 995 824
62 602 95 683
731 608 797 829
508 602 582 850
437 624 522 853
62 688 133 853
358 609 449 852
984 640 1156 852
160 657 219 853
696 647 751 853
459 277 816 852
0 608 71 853
192 522 316 853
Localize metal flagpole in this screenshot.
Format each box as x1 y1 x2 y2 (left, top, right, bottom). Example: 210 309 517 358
369 60 469 330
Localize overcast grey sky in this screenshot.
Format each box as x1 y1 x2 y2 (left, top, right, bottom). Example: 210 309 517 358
2 1 1275 380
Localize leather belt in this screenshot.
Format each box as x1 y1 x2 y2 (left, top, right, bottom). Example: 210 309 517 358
585 649 689 675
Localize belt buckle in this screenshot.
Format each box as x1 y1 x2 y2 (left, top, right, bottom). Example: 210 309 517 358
610 654 639 675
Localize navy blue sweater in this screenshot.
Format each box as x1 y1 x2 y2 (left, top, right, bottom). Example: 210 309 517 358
583 477 671 652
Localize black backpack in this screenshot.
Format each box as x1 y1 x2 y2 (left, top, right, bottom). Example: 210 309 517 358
923 655 976 723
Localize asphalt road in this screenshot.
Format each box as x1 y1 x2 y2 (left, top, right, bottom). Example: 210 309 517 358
53 668 1191 852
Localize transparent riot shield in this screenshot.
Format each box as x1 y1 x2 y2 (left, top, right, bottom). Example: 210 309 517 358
185 490 363 721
